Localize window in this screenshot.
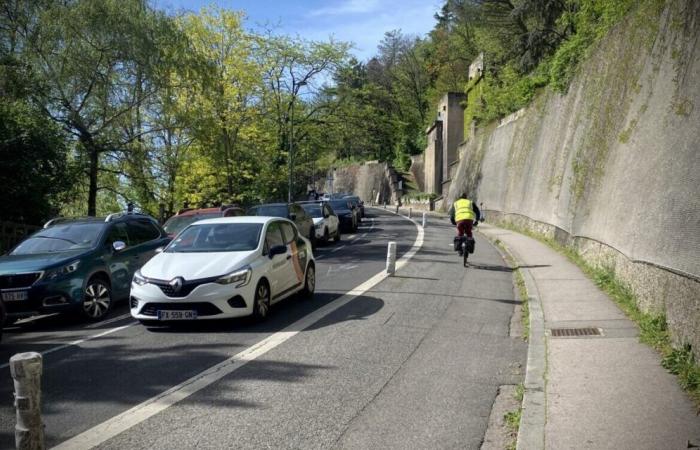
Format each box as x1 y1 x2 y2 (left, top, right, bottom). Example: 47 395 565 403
265 222 285 250
127 220 161 246
165 223 262 253
323 205 333 217
106 223 130 247
280 222 297 244
12 223 104 255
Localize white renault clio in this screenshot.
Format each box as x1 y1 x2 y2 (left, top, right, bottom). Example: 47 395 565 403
130 216 315 324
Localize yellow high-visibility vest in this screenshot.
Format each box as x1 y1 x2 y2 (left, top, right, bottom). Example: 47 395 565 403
454 198 475 221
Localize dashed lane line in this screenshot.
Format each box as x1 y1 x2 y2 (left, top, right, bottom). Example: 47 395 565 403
0 322 137 370
52 212 423 450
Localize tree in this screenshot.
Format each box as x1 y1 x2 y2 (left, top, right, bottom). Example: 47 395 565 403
10 0 177 215
0 100 73 224
259 33 350 200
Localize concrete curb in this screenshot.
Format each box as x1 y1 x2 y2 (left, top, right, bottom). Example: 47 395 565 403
478 226 547 450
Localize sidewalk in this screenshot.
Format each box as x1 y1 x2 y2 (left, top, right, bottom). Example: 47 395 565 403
478 223 700 450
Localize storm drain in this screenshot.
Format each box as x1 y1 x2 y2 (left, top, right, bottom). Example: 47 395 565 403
549 327 601 337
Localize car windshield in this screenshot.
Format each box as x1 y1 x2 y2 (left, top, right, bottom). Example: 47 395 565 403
247 205 288 218
165 223 262 253
163 213 220 235
11 223 104 255
301 204 323 218
329 200 350 211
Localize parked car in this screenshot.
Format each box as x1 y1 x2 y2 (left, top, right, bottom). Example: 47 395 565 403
162 205 244 238
326 199 357 232
0 212 170 322
299 201 340 244
343 195 365 219
246 203 316 248
0 299 5 340
130 217 315 324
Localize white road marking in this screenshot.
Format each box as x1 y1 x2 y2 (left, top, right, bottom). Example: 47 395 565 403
347 234 356 240
12 313 60 325
0 323 136 370
327 264 360 275
331 245 346 253
84 313 131 329
52 211 424 450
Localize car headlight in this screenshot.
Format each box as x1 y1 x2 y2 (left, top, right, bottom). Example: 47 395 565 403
132 270 148 286
45 260 80 280
216 266 252 287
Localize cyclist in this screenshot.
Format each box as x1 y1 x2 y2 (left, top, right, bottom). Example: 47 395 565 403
449 192 481 256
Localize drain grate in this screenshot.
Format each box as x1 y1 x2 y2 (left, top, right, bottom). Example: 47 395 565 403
550 327 601 337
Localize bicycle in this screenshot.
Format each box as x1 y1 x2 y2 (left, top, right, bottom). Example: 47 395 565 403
458 235 476 267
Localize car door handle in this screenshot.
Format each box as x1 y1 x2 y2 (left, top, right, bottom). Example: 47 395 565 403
286 254 292 260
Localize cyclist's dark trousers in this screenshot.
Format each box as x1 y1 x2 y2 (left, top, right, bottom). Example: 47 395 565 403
456 219 474 238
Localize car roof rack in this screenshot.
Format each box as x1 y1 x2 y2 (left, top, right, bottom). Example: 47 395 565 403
104 212 155 222
43 216 100 228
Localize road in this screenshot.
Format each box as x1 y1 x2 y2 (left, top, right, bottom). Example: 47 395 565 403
0 209 525 449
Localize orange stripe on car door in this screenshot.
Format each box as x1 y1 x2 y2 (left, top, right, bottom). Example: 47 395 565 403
290 241 304 282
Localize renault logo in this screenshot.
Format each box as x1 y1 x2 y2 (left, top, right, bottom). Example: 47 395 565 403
169 277 184 293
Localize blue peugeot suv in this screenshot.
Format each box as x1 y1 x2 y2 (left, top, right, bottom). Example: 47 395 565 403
0 213 170 323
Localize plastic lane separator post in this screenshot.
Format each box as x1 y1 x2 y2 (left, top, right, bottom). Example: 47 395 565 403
386 242 397 276
422 212 427 228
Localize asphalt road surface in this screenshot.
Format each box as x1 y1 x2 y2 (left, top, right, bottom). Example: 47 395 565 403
0 209 525 449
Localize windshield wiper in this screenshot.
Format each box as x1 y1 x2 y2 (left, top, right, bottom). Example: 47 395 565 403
34 236 79 245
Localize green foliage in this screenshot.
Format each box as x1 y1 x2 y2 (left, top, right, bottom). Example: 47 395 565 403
549 0 637 92
0 100 74 224
663 345 700 392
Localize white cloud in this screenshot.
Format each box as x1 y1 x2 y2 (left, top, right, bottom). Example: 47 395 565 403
302 0 439 60
309 0 380 17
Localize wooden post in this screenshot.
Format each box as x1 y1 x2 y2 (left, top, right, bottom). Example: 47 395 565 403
10 352 44 450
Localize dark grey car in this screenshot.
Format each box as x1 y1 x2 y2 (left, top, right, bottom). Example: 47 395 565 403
246 203 317 249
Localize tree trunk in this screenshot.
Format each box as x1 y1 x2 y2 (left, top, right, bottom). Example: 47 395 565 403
88 145 99 216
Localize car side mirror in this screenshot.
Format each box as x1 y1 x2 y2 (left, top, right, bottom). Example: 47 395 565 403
323 212 329 218
112 241 126 252
269 245 287 258
155 247 164 254
289 213 297 221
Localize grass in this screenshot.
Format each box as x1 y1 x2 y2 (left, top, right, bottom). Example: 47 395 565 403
493 238 530 341
496 220 700 409
504 383 525 450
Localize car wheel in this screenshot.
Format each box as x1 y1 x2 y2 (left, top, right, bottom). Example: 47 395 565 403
309 231 317 250
81 277 112 321
300 263 315 299
252 280 271 321
333 228 341 242
323 228 329 245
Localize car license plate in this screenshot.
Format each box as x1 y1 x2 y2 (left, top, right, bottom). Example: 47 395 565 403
2 291 28 301
157 310 197 320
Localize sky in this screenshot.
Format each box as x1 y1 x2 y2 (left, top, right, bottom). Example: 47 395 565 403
151 0 442 60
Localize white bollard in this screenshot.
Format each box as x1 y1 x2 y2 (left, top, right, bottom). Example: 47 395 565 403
422 212 427 228
10 352 44 450
408 208 412 219
386 242 397 276
383 202 387 209
395 204 399 214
